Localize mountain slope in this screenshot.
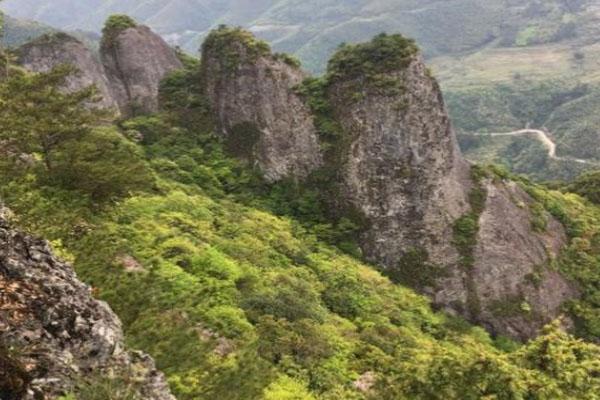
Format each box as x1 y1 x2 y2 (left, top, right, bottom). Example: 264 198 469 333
2 18 600 399
0 207 174 400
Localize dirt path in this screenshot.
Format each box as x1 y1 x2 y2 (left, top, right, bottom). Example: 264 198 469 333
471 129 598 166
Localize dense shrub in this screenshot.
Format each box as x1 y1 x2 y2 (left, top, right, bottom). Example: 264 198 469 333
327 33 418 83
101 14 136 48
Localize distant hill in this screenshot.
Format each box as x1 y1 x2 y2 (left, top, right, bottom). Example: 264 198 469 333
2 1 596 71
2 14 54 47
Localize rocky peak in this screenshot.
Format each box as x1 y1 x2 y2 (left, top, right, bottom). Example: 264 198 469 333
0 207 175 400
322 34 576 339
201 27 322 182
326 34 472 268
100 15 183 116
17 32 119 111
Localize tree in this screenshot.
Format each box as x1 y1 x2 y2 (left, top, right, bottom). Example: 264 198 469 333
50 126 154 201
0 65 153 201
0 65 106 172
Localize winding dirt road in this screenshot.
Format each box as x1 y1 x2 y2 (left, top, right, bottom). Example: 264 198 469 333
472 129 598 166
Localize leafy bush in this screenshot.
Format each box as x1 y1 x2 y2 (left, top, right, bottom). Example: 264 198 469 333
0 65 150 201
48 127 154 201
202 26 270 73
567 170 600 204
101 15 137 48
327 33 418 83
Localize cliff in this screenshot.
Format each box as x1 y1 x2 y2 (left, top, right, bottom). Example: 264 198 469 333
17 32 118 111
324 34 576 339
200 29 577 339
201 27 322 182
17 17 183 117
0 207 174 400
100 17 183 116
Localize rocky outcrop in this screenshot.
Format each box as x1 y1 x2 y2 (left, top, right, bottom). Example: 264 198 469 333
17 33 119 111
201 27 322 182
324 34 576 339
101 24 183 115
327 52 472 268
467 180 576 339
0 207 175 400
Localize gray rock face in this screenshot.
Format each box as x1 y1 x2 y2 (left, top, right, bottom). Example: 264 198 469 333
469 180 576 339
431 179 578 339
0 209 175 400
328 55 471 269
17 33 119 111
201 29 322 182
327 53 576 339
101 25 183 115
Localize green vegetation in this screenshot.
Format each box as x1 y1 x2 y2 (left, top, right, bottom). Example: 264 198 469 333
59 375 141 400
0 65 152 202
327 33 417 96
101 14 136 49
388 247 448 289
274 52 302 69
202 26 270 73
489 295 533 319
567 170 600 204
2 30 600 400
530 202 549 233
452 166 488 319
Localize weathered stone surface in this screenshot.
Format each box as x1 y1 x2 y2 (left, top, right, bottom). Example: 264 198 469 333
326 50 576 339
101 25 183 115
328 54 471 269
17 33 119 111
0 208 174 400
201 28 322 182
470 180 575 339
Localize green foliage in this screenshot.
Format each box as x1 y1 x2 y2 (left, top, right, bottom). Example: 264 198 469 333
2 41 600 400
158 57 212 131
295 77 346 157
225 122 261 161
274 53 302 69
327 33 418 84
387 247 448 289
263 375 315 400
0 65 151 202
488 295 532 318
48 126 154 200
101 14 136 48
530 202 549 232
61 375 142 400
567 170 600 204
202 26 270 73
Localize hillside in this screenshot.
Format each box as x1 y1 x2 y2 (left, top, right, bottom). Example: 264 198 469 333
2 16 600 399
